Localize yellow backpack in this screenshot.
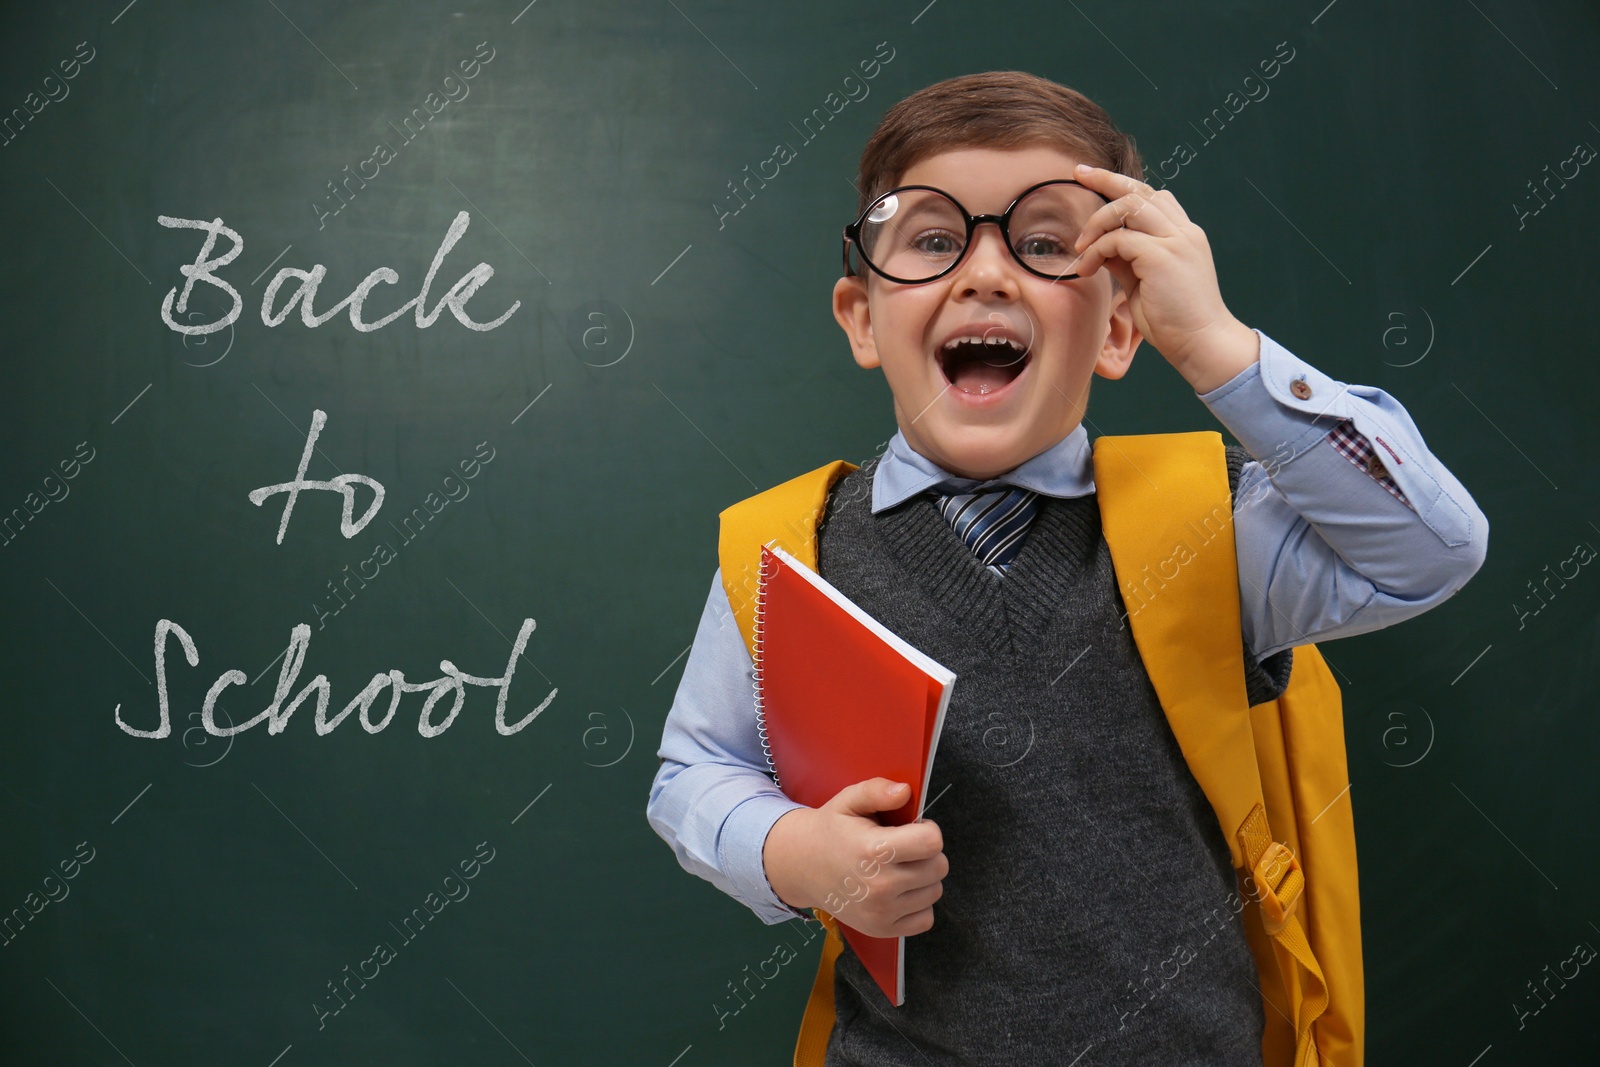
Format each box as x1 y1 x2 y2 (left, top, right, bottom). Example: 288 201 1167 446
716 430 1363 1067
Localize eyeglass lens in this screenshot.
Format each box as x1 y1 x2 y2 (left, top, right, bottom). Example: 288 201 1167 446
857 184 1103 282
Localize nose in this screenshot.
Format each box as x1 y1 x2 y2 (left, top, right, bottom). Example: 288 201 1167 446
951 221 1020 300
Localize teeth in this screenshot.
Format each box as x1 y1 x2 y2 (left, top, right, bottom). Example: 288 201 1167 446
942 336 1026 352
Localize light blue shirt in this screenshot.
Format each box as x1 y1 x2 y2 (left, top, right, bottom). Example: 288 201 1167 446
646 329 1488 924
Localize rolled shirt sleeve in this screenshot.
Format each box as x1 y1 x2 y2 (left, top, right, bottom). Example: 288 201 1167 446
1198 329 1490 660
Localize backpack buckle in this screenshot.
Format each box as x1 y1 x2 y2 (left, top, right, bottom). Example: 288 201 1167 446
1251 840 1304 936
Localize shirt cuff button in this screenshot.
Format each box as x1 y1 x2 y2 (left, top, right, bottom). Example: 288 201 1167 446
1290 377 1314 400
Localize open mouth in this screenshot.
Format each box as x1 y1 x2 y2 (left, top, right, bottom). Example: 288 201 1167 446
938 336 1031 395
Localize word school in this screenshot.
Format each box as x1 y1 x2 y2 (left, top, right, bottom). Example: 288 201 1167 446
114 616 556 739
157 210 520 335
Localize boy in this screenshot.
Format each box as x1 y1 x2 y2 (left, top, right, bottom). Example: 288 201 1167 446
648 71 1486 1064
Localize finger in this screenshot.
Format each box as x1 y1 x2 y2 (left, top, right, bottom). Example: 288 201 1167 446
1071 225 1159 281
1071 163 1179 247
884 854 948 890
892 880 944 914
892 906 936 937
1075 187 1178 255
878 820 943 862
1153 188 1193 226
1072 162 1157 201
825 778 910 817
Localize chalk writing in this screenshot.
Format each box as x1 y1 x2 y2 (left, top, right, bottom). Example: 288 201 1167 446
114 616 556 739
157 210 521 334
248 409 385 544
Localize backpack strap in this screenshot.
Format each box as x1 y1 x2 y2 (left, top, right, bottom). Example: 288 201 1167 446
792 910 845 1067
1092 431 1329 1066
715 460 856 1067
717 460 858 657
1261 643 1364 1066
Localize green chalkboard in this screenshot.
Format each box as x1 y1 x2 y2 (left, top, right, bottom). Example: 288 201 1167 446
2 0 1597 1063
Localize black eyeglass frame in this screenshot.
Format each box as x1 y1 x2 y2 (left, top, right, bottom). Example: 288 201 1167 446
841 178 1111 284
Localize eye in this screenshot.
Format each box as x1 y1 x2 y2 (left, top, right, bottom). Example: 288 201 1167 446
911 229 963 257
1016 232 1069 258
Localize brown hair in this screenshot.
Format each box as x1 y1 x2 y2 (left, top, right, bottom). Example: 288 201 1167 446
853 70 1144 218
857 70 1145 217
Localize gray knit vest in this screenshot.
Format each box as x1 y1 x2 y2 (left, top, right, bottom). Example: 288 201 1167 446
815 447 1292 1067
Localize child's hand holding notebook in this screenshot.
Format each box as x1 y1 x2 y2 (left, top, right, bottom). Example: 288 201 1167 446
754 543 956 1006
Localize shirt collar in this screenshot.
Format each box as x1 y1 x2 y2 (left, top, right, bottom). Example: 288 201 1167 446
870 425 1096 513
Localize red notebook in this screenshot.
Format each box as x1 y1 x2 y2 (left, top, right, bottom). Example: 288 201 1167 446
754 542 956 1006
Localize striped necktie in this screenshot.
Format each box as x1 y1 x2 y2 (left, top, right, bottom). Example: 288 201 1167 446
931 484 1041 577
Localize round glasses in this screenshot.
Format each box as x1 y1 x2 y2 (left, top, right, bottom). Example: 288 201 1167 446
842 179 1110 284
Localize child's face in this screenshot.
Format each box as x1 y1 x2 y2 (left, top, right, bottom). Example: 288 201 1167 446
832 144 1142 481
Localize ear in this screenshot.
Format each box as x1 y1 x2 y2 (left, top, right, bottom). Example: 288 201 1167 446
832 275 879 369
1093 285 1142 381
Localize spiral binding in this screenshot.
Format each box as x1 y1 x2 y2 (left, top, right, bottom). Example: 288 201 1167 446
751 544 780 787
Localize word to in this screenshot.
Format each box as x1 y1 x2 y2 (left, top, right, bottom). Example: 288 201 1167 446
1513 539 1595 629
316 841 496 1029
714 41 896 230
315 42 496 230
115 616 556 739
2 841 95 947
2 440 94 548
157 210 520 335
2 40 95 149
250 410 385 544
